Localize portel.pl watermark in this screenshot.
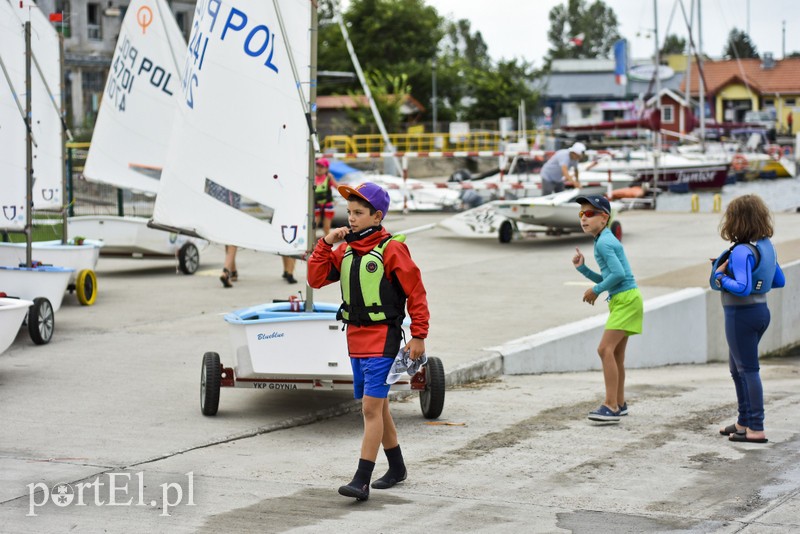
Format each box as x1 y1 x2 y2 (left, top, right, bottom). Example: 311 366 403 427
27 471 195 517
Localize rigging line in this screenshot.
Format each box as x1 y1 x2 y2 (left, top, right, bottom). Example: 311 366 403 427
272 0 320 153
678 0 712 114
0 52 39 148
714 0 754 97
663 0 680 43
154 0 184 84
30 51 73 141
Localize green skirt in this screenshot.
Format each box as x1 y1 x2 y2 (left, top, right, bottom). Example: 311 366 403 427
606 288 643 335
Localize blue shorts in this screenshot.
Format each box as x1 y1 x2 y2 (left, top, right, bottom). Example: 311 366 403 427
350 357 393 399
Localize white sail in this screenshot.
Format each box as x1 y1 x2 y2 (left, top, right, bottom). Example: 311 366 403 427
152 0 311 255
0 0 28 230
8 0 64 211
83 0 187 194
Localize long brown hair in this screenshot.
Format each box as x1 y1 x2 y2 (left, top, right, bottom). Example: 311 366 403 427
718 194 774 242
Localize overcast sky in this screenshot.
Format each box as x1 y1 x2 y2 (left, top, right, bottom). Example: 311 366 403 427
422 0 800 66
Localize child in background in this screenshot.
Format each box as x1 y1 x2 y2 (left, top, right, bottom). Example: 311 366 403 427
712 194 785 443
572 194 643 422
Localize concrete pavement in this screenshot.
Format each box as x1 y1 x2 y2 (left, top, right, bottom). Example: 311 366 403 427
1 205 799 532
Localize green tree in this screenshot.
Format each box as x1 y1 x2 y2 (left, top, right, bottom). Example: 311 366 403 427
546 0 621 62
661 34 687 55
465 59 538 121
344 71 411 133
315 0 539 128
723 28 759 59
316 0 442 99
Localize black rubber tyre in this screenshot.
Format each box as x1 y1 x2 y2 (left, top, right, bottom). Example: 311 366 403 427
76 269 98 305
201 352 221 416
610 220 623 241
420 356 445 419
498 220 513 244
178 242 200 275
28 297 54 345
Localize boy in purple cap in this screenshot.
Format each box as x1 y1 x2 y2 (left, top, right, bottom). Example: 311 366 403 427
571 194 642 422
308 182 430 501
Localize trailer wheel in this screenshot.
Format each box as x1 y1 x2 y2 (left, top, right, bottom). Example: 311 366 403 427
610 220 623 241
179 242 200 275
76 269 98 306
420 356 445 419
498 220 513 244
28 297 54 345
201 352 221 416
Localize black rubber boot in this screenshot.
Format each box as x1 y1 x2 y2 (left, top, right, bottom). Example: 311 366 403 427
371 445 407 489
338 459 374 501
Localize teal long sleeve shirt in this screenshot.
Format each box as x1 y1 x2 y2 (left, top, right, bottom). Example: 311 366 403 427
576 227 637 297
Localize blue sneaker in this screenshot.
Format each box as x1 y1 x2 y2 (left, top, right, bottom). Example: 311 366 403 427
588 405 621 422
618 402 628 416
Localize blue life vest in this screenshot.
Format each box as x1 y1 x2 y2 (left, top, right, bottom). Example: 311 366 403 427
710 238 777 294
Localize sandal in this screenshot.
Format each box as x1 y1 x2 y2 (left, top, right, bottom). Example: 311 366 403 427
220 268 233 288
719 423 744 436
230 270 238 282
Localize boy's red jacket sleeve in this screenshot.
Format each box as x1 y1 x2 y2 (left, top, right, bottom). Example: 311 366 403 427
384 241 430 339
307 238 342 289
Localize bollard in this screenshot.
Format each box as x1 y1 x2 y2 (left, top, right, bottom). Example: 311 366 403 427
712 194 722 213
691 194 699 212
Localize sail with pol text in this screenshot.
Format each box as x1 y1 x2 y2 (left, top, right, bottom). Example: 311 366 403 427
83 0 187 194
152 0 311 255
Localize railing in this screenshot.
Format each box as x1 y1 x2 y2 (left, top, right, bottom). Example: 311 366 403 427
322 130 547 155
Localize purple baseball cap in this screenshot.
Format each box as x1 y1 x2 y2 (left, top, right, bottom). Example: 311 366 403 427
338 182 391 219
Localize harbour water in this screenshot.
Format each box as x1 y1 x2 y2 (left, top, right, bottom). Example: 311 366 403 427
655 175 800 213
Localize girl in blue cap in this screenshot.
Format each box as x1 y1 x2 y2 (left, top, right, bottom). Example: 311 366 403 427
572 195 642 422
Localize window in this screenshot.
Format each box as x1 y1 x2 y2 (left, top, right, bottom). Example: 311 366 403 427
786 98 796 106
764 99 774 107
602 109 625 122
581 107 592 119
661 105 674 123
87 3 102 40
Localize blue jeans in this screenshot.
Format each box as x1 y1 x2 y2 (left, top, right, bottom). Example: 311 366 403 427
724 303 770 431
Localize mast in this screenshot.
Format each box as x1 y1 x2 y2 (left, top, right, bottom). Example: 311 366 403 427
305 1 319 311
697 0 705 145
332 1 401 176
25 21 33 267
653 0 660 203
60 33 67 244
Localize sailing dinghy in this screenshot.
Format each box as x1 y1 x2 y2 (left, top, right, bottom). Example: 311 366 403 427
151 0 444 418
71 0 207 273
0 2 76 340
0 0 101 305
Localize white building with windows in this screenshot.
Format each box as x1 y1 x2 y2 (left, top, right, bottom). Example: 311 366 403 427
34 0 194 130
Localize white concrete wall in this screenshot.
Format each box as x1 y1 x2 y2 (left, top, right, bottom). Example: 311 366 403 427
499 260 800 375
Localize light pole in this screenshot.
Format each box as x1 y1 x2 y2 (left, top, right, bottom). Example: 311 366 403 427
431 58 437 133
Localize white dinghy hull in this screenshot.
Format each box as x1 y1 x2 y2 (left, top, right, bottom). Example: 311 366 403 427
0 297 33 354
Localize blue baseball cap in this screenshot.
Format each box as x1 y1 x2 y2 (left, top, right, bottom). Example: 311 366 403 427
338 182 391 219
575 194 611 214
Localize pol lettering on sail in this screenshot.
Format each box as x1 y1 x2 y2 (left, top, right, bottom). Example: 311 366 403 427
153 0 312 255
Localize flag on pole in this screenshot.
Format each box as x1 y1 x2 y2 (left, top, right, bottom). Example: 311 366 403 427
49 12 63 22
614 39 627 85
569 33 585 46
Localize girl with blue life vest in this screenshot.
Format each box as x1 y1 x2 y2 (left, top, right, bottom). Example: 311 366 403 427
572 194 643 423
307 182 429 501
712 194 785 444
314 158 338 235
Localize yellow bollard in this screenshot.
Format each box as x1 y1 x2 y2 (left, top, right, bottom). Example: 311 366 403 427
712 194 722 213
691 194 699 213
